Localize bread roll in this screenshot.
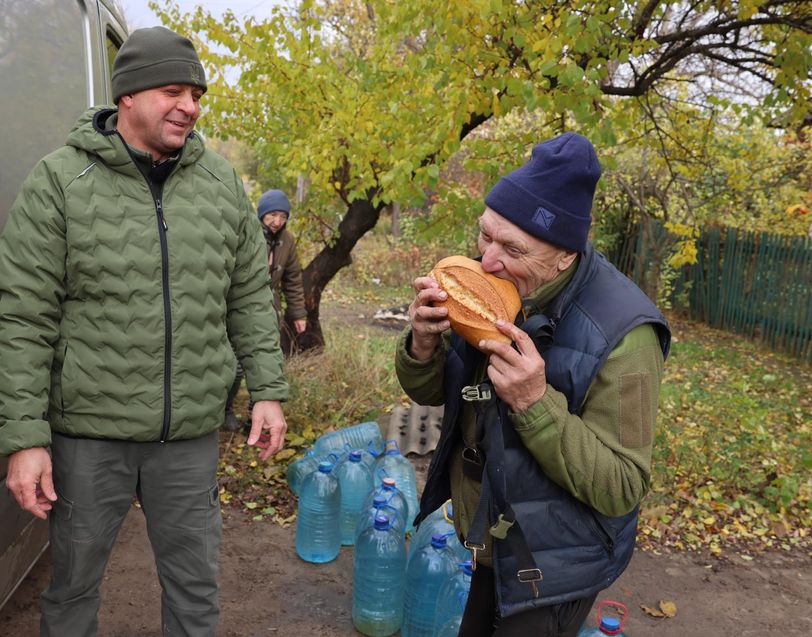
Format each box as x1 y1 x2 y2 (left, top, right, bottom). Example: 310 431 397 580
429 255 521 349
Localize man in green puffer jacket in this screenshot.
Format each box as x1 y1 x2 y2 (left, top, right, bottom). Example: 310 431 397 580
0 27 287 636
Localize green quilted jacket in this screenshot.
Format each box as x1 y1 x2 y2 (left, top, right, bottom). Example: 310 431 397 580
0 107 288 456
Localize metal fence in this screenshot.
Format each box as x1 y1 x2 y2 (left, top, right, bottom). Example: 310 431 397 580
607 223 812 363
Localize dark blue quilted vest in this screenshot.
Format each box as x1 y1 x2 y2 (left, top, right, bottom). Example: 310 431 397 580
417 245 670 617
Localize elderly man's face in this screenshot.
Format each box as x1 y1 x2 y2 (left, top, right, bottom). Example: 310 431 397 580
477 207 576 297
118 84 202 161
262 211 288 233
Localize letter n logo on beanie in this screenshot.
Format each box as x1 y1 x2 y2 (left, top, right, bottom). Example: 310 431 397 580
533 206 556 231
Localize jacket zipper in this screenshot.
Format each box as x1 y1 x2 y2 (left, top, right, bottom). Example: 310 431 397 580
118 133 179 442
154 197 172 441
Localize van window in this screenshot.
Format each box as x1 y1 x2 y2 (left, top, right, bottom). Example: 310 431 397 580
106 29 122 82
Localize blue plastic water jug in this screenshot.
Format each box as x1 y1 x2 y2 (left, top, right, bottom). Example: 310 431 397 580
434 616 462 637
362 477 409 535
400 533 457 637
286 448 342 495
352 513 407 636
336 450 374 545
432 560 472 635
314 421 383 456
410 499 469 564
295 461 341 563
374 440 419 532
577 601 629 636
356 494 407 543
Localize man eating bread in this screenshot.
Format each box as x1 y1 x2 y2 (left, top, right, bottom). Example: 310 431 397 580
396 132 671 637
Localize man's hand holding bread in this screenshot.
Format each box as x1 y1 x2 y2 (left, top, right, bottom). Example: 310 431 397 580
407 255 547 412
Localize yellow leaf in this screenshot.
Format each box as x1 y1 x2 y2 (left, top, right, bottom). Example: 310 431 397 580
640 604 666 618
658 600 677 618
274 448 297 460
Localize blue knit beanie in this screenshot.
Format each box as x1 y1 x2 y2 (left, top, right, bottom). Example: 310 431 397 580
483 132 601 252
257 189 291 221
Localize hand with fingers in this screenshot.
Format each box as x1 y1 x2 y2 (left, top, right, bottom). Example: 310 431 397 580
408 275 451 361
478 320 548 413
6 447 57 520
247 400 288 461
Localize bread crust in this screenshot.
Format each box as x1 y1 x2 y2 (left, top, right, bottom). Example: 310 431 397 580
429 255 521 349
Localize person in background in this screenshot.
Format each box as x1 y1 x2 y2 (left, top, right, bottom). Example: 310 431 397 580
0 27 288 636
396 133 670 637
223 188 306 431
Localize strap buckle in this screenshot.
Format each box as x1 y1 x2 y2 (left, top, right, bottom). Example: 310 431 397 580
461 384 492 402
489 513 514 540
463 541 486 571
517 568 543 598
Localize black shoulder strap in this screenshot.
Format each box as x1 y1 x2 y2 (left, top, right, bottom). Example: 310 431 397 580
463 382 543 598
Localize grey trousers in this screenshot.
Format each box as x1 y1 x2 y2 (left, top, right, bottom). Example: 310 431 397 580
42 432 222 637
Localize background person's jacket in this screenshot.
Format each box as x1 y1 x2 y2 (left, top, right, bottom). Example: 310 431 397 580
265 226 306 323
0 106 287 456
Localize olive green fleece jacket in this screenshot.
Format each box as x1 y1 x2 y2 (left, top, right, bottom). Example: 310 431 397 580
0 107 288 456
395 260 664 567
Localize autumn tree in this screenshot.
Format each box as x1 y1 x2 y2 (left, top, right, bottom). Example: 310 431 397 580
156 0 811 347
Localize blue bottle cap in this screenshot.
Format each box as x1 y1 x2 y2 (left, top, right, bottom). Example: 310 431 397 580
372 495 387 507
382 478 397 489
600 617 621 633
349 450 362 462
317 461 333 473
374 514 390 530
430 533 448 548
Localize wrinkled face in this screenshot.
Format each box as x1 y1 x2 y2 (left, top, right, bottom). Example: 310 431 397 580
118 84 202 161
261 211 288 233
477 207 577 297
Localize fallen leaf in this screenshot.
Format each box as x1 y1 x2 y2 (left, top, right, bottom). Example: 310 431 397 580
658 600 677 617
273 448 296 460
640 604 666 618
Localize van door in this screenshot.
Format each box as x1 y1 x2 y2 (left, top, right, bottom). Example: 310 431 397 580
0 0 126 610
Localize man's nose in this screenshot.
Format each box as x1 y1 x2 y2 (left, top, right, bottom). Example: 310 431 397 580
480 245 502 273
177 92 197 114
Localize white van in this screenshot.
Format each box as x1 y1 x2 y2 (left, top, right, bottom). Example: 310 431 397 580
0 0 128 609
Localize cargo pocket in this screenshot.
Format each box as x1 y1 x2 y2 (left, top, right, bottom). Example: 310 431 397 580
205 482 222 568
48 492 74 586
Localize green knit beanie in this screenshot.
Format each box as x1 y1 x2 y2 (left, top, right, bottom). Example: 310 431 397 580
112 27 207 103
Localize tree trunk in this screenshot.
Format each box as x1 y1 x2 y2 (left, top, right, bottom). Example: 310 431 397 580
297 193 385 351
295 112 490 352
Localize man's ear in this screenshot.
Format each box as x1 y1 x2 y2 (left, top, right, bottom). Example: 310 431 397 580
119 94 134 108
558 250 577 271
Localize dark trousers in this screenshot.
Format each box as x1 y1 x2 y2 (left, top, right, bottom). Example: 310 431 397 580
42 432 222 637
459 565 597 637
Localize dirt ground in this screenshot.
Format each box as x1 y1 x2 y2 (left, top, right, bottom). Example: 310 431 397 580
2 310 810 636
1 453 810 637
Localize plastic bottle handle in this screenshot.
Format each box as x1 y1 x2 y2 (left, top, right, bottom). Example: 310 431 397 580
596 599 628 634
441 499 453 523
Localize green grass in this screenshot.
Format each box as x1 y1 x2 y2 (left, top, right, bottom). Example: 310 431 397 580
640 318 811 556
